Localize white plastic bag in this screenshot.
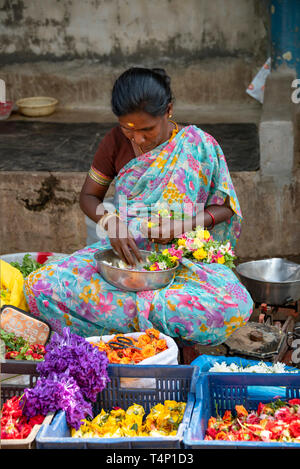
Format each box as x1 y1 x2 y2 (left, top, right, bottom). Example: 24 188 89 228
87 331 178 388
246 57 271 103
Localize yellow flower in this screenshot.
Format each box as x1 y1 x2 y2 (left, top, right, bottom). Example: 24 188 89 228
224 315 246 336
170 256 179 262
155 156 168 169
63 313 72 326
147 221 155 228
162 249 170 256
177 238 186 247
150 265 157 271
217 256 225 264
193 248 207 261
79 278 102 304
222 182 229 190
195 228 210 240
158 208 170 217
193 238 204 249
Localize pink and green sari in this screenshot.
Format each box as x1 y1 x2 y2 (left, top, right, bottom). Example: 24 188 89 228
24 126 253 345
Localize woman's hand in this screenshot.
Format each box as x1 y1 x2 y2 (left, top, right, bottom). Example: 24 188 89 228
106 216 142 266
141 216 187 245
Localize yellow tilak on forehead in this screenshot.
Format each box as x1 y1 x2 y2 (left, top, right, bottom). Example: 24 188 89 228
127 122 135 127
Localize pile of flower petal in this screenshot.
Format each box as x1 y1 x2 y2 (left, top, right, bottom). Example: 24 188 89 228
1 396 45 440
209 361 297 374
71 401 186 438
205 400 300 443
91 328 168 364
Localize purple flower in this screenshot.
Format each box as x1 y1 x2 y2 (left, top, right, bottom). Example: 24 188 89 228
123 297 137 319
37 327 110 402
58 256 78 269
32 279 53 297
195 268 208 282
168 316 194 335
77 265 98 282
205 309 224 328
21 372 93 430
173 168 187 193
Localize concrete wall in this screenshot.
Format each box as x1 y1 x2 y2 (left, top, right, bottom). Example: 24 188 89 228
0 0 299 260
0 0 269 63
1 169 299 260
0 0 269 111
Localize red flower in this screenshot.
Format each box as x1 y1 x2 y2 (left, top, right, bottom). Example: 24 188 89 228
289 421 300 438
275 407 294 423
5 351 19 359
37 252 53 264
289 399 300 406
257 402 265 415
206 427 218 438
29 415 44 426
247 413 260 425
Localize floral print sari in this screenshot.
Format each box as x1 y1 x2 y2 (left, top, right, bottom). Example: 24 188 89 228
24 126 253 345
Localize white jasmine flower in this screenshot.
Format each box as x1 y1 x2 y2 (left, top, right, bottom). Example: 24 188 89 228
208 360 296 373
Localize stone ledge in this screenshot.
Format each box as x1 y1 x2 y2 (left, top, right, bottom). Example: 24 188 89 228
259 69 297 181
1 169 299 258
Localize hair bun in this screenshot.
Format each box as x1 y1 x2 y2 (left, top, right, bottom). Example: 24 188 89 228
151 68 171 87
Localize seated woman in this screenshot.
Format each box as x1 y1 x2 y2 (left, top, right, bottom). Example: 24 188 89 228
24 67 253 345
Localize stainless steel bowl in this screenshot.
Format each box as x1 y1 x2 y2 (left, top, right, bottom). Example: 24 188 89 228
94 249 179 292
236 258 300 305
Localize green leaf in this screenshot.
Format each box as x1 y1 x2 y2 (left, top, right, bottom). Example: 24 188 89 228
130 423 138 432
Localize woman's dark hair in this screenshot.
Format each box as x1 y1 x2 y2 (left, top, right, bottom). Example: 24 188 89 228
111 67 173 117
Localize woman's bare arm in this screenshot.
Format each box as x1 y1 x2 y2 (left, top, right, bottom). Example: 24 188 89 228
79 175 142 265
79 175 110 223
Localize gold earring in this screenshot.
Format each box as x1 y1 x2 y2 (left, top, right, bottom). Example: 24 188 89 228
169 114 172 118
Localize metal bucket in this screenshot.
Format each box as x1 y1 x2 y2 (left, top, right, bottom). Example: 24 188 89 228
236 258 300 305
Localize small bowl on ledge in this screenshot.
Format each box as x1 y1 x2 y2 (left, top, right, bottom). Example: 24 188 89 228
16 96 58 117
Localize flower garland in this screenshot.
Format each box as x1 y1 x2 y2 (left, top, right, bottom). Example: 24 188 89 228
20 327 110 430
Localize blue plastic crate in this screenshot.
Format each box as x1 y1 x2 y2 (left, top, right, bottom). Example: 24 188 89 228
36 364 199 449
184 372 300 449
191 354 299 400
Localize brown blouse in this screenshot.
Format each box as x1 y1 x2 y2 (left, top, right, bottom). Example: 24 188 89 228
88 126 135 186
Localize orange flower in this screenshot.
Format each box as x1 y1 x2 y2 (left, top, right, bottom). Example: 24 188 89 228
141 344 156 359
156 339 167 351
146 328 160 339
235 405 248 417
223 410 233 423
91 329 167 364
207 417 217 428
137 335 151 346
